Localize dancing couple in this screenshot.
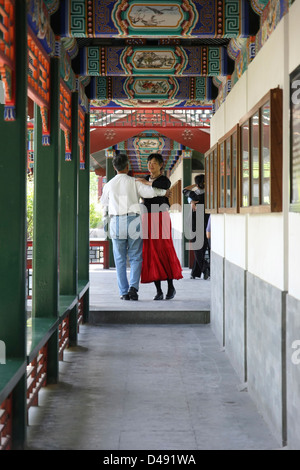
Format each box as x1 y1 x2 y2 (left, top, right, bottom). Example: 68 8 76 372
100 153 182 301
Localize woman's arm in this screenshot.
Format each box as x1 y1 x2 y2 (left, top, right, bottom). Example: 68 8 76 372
136 175 171 190
151 176 171 190
183 183 197 191
135 177 151 186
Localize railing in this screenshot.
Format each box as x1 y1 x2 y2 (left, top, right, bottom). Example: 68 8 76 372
27 241 33 299
0 240 104 448
0 395 12 450
27 345 48 413
26 240 109 298
59 317 69 361
89 240 109 268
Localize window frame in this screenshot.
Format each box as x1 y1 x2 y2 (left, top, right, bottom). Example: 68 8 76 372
239 88 283 214
204 143 218 214
217 124 240 214
290 65 300 212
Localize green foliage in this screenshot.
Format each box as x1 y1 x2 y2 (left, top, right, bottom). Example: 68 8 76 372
89 172 103 230
26 171 104 238
90 202 102 229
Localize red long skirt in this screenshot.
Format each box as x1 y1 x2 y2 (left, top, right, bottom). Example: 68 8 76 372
141 211 183 284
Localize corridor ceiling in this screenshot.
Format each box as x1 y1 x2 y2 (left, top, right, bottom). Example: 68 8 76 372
47 0 265 174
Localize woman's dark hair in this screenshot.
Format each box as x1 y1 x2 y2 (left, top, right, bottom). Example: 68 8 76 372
113 153 128 172
148 153 164 170
195 174 205 189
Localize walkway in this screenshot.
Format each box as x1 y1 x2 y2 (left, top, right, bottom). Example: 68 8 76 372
25 268 279 450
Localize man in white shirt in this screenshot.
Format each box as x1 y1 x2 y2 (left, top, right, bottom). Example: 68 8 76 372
100 153 166 301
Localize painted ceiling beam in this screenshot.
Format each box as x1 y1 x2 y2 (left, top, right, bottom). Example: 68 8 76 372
80 45 230 77
116 136 184 150
88 76 217 102
61 0 251 39
90 126 210 155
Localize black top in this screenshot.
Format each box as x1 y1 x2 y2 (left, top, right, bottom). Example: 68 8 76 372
183 188 209 234
142 174 171 212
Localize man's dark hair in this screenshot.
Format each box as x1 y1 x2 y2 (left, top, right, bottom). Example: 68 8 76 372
148 153 164 168
195 174 205 189
113 153 128 172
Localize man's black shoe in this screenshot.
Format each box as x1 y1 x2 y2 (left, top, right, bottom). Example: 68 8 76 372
120 294 130 300
128 287 139 301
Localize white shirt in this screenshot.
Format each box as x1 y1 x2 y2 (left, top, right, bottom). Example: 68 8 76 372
100 173 166 216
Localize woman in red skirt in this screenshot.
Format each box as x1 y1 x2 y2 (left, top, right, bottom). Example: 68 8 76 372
136 153 183 300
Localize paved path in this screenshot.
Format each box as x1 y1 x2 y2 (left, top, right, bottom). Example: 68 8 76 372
89 266 210 312
25 268 279 451
26 323 278 450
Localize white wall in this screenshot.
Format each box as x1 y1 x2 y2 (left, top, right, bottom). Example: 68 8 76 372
288 0 300 301
210 13 291 292
224 214 247 270
211 215 225 258
289 213 300 299
224 73 248 134
210 104 225 147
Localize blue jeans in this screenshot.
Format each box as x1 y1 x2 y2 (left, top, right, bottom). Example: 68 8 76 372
110 215 143 296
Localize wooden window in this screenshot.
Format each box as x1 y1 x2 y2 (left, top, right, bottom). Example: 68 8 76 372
290 65 300 212
169 179 182 210
239 88 282 213
218 125 239 213
204 144 218 214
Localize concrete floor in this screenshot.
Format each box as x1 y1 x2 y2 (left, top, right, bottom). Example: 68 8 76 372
25 267 279 451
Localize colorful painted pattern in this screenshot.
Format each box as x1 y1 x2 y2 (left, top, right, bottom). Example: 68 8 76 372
0 0 16 120
112 0 199 37
89 76 212 102
116 132 184 171
255 0 289 54
27 0 55 54
62 0 250 38
81 45 228 77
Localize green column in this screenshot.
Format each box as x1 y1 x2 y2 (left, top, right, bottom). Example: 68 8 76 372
183 153 192 267
0 0 27 448
32 55 60 383
59 92 79 345
78 112 90 323
106 154 116 268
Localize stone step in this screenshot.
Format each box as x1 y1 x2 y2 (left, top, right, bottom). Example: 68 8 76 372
89 309 210 325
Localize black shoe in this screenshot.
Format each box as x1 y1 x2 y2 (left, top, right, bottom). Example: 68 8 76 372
190 275 196 279
120 294 130 300
128 286 139 301
154 292 164 301
166 288 176 300
204 269 210 280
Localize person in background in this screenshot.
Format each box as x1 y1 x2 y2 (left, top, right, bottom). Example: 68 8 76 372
136 153 183 300
206 215 211 248
183 174 209 280
100 153 166 301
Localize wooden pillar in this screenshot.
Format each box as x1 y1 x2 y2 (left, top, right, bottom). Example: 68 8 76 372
32 54 60 383
182 152 192 267
78 112 90 323
59 92 79 345
0 0 27 448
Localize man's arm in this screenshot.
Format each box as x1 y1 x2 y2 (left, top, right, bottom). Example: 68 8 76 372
136 181 166 198
100 185 109 208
